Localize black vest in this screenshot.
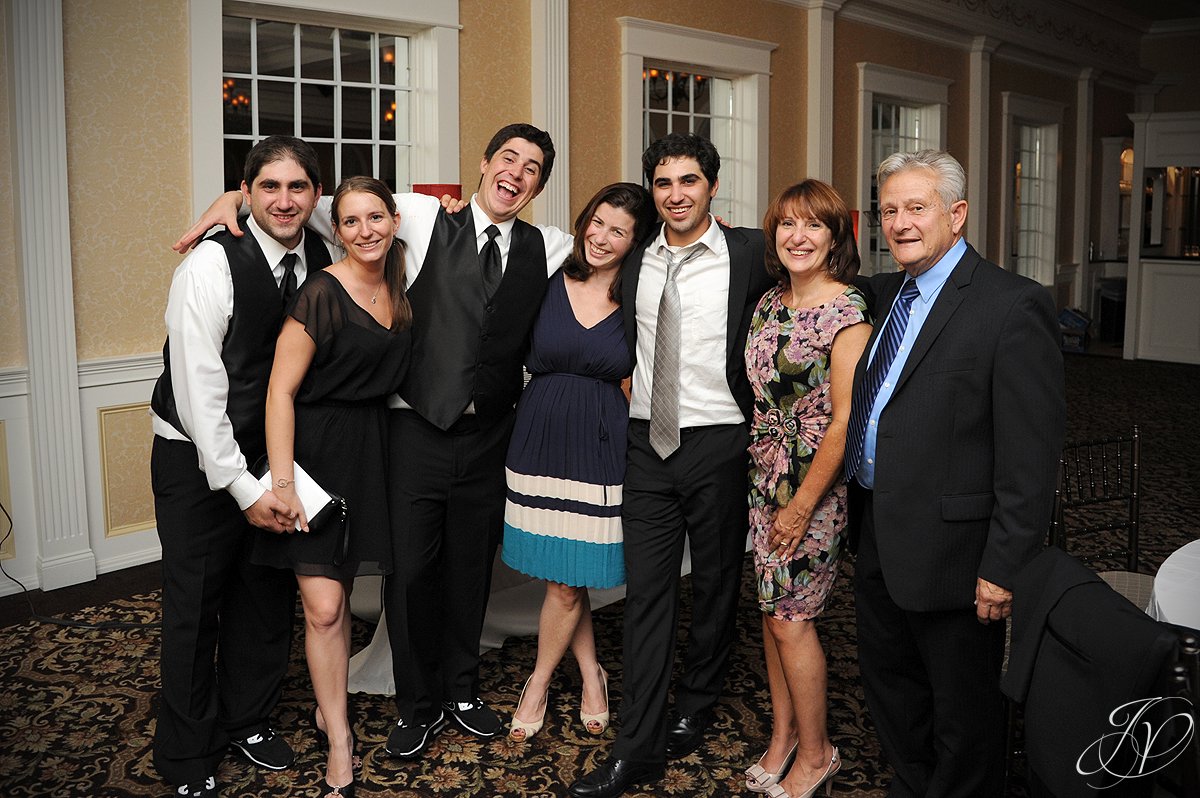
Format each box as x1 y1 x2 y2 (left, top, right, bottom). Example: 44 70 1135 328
150 227 333 464
401 208 549 429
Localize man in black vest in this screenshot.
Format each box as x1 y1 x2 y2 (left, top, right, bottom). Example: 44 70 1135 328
571 133 774 798
150 136 333 798
380 123 572 758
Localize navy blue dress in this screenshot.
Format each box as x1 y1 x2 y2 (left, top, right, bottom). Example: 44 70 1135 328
501 269 630 588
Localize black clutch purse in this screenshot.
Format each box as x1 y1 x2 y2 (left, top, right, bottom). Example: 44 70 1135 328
253 458 350 565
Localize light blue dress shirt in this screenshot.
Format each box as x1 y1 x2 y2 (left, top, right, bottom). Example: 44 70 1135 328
857 237 967 489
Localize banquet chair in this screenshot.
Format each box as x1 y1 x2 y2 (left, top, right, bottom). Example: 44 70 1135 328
1050 425 1153 607
1162 631 1200 797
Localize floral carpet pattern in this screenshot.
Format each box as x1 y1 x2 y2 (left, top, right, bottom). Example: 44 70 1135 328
1 354 1196 797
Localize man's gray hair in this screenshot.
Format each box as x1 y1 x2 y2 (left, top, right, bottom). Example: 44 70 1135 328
877 149 966 211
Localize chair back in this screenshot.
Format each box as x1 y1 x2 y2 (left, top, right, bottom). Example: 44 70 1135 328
1050 424 1140 571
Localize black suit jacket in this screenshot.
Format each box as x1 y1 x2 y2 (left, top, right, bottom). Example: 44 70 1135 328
856 244 1066 611
621 222 773 422
1002 547 1179 798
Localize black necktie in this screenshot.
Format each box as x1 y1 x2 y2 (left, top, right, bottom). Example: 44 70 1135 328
845 277 920 481
279 253 298 307
480 225 502 299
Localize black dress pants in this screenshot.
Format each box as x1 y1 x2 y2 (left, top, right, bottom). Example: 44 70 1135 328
612 420 749 763
151 437 295 786
384 409 513 721
854 496 1007 798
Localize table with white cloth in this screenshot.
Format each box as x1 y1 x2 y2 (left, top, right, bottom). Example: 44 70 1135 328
1148 538 1200 631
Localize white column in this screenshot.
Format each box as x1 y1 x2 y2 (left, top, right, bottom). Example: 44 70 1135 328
7 0 97 589
968 36 998 255
530 0 571 229
1070 68 1095 306
806 0 843 182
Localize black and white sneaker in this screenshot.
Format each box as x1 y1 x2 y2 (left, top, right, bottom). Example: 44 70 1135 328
385 710 447 759
176 776 218 797
442 698 503 738
230 727 295 770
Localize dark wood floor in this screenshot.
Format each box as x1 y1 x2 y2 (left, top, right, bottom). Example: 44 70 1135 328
0 561 161 628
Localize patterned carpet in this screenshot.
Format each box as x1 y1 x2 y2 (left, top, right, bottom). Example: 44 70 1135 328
0 353 1196 797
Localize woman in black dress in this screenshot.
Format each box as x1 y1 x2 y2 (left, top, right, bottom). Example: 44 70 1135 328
260 176 411 797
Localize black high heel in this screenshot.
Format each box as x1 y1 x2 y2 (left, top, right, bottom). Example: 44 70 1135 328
320 777 355 798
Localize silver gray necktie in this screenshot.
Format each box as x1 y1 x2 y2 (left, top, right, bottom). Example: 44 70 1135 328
648 244 705 459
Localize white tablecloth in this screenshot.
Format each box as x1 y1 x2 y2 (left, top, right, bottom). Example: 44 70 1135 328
1148 538 1200 631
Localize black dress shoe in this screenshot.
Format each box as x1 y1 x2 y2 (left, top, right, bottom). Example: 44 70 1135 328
664 710 712 758
569 757 664 798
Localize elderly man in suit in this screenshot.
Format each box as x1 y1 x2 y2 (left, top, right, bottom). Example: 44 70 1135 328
845 149 1065 797
570 133 774 798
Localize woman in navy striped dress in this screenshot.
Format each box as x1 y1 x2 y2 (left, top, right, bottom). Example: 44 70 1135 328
501 183 657 741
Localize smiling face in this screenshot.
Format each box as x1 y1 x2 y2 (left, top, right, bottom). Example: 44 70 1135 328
583 202 639 273
333 190 399 267
774 203 834 281
242 157 320 250
477 137 546 224
651 156 717 246
879 167 967 277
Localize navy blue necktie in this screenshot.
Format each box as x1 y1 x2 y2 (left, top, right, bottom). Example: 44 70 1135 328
845 277 920 481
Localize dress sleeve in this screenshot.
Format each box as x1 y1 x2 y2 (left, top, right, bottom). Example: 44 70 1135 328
288 270 344 349
838 286 871 329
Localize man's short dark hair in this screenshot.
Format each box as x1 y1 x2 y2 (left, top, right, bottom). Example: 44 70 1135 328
483 123 556 190
243 135 322 190
641 133 720 186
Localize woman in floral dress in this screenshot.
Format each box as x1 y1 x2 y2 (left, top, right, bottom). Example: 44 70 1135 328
743 180 871 798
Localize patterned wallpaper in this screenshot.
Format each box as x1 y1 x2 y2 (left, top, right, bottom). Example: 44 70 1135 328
0 4 25 370
63 0 191 361
458 0 532 215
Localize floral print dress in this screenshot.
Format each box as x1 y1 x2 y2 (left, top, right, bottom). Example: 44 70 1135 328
745 283 868 620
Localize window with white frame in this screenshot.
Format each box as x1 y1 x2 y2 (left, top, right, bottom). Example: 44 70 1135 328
868 100 934 274
1001 93 1063 286
642 66 735 221
221 16 411 192
619 18 776 228
856 64 950 275
188 1 459 217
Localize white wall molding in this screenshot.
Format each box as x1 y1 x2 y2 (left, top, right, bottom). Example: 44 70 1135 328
806 0 843 181
8 0 96 591
0 369 29 400
841 0 1148 82
530 0 571 230
1070 68 1096 305
77 353 165 389
968 36 998 255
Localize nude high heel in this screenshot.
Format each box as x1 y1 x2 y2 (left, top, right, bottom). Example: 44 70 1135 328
579 667 610 735
745 741 797 793
765 746 840 798
508 677 548 741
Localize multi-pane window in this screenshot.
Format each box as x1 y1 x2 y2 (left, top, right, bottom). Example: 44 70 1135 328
642 66 735 222
1010 123 1056 283
868 100 928 274
221 16 411 192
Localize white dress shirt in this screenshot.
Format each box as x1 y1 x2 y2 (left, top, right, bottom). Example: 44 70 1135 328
629 217 744 426
150 215 334 510
309 192 573 411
